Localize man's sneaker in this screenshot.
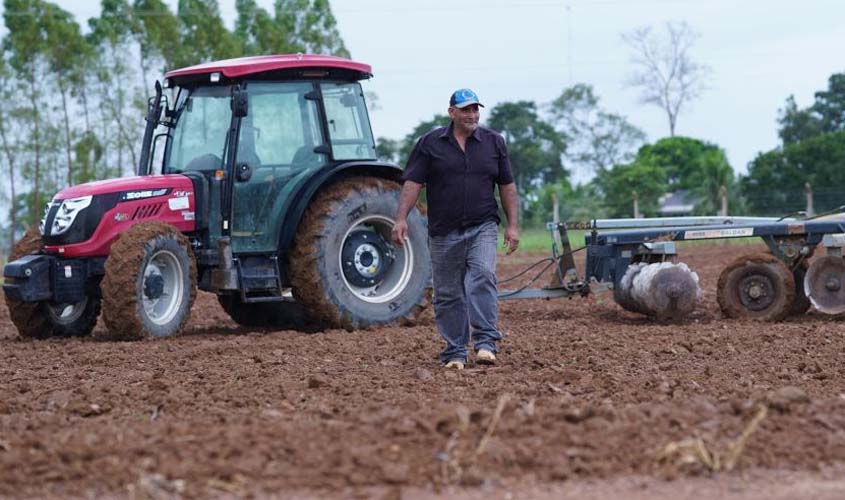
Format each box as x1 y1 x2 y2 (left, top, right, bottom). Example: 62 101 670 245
444 360 465 370
476 349 496 365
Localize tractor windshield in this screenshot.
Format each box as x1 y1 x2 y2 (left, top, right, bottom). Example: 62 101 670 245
320 82 376 160
165 85 231 172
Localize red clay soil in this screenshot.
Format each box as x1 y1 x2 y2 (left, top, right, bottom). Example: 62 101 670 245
2 242 845 499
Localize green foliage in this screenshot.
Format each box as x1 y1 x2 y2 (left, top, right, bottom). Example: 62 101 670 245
487 101 567 195
398 113 449 165
742 130 845 215
548 83 646 175
777 73 845 145
596 160 667 217
176 0 240 67
375 137 400 164
234 0 349 57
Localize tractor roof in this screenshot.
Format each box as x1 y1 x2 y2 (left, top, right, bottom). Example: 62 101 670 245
165 54 372 85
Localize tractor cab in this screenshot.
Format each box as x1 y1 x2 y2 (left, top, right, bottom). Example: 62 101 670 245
140 55 377 254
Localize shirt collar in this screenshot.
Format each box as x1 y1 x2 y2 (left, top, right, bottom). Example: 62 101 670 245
441 122 482 141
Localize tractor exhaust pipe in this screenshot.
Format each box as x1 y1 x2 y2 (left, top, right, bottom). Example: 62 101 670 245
138 80 163 177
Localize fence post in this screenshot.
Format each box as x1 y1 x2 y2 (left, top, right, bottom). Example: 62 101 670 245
632 191 641 218
719 185 728 216
805 182 813 217
552 193 563 249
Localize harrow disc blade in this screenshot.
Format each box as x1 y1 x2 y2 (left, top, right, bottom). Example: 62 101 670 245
804 255 845 315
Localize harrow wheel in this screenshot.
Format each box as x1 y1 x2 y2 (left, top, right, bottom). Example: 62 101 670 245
717 253 794 321
804 255 845 315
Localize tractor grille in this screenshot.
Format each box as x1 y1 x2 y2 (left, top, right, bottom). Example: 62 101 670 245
132 203 164 220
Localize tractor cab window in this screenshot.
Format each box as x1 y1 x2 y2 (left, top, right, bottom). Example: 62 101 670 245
320 82 376 160
165 85 231 172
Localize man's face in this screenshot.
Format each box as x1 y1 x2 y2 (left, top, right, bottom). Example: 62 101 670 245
449 104 480 134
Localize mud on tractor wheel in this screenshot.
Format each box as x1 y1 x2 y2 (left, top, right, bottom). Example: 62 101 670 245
101 221 197 339
4 228 101 339
717 253 795 321
288 177 431 330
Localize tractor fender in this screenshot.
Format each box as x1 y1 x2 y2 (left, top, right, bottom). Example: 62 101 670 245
276 161 403 279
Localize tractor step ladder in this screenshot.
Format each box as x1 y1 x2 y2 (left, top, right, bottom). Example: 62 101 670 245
236 255 285 303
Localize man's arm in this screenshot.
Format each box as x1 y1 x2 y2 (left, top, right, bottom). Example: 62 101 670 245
391 180 423 246
499 182 519 254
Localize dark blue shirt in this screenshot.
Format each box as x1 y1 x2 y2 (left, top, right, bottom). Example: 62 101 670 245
403 123 514 237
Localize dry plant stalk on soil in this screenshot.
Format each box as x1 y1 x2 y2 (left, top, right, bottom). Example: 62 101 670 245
657 402 768 472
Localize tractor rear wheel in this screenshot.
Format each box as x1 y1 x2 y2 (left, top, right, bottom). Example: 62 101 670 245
101 222 196 339
288 177 431 330
218 295 308 330
717 253 795 321
4 228 100 339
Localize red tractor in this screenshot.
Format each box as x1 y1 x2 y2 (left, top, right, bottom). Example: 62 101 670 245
4 54 431 339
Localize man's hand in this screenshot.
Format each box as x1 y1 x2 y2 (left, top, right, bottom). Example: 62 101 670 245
392 219 408 246
503 225 519 255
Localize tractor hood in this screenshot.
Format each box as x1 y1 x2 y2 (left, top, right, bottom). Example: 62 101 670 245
42 174 197 258
55 175 193 200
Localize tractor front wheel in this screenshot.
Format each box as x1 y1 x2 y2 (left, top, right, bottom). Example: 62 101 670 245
288 178 431 330
5 228 100 339
101 222 196 339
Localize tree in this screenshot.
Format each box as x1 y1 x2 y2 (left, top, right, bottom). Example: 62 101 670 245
777 95 823 145
486 101 567 196
742 130 845 215
622 21 710 137
631 136 736 215
375 137 399 163
176 0 240 67
235 0 349 56
548 83 646 176
398 113 449 166
777 73 845 145
596 160 667 218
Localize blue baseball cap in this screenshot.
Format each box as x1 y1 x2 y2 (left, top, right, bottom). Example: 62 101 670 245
449 88 484 108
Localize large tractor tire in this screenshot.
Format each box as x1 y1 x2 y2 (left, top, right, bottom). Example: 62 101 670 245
288 177 431 330
717 253 795 321
101 222 197 339
217 295 308 330
4 228 100 339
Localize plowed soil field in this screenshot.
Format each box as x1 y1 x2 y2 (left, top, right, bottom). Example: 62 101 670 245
2 243 845 499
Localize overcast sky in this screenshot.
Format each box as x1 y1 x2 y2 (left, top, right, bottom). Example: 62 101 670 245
49 0 845 183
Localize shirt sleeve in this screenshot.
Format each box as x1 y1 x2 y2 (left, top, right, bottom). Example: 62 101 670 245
403 136 430 184
495 135 515 185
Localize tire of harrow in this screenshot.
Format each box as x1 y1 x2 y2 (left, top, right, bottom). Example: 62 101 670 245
789 261 811 316
717 253 795 321
218 294 308 331
101 222 197 340
288 177 431 330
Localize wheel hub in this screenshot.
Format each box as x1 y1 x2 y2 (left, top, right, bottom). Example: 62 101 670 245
805 255 845 314
341 230 394 287
144 272 166 300
739 275 775 311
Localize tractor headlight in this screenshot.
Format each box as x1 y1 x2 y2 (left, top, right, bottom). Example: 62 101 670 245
47 195 93 236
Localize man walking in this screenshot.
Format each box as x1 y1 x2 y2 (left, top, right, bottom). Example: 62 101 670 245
392 88 519 369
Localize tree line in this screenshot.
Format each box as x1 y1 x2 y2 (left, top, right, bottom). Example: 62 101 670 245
378 71 845 226
0 0 347 250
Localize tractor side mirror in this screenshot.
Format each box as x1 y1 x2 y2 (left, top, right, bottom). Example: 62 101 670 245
231 87 248 117
235 163 252 182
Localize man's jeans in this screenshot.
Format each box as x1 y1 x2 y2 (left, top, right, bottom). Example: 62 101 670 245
429 221 503 363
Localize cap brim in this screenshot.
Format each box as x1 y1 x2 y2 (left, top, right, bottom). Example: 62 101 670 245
454 101 484 108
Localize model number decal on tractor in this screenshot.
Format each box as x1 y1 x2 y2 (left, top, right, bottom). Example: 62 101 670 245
684 227 754 240
120 188 169 201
